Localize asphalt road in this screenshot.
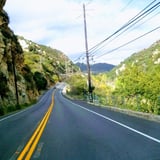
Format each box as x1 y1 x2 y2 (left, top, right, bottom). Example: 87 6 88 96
0 86 160 160
0 88 54 160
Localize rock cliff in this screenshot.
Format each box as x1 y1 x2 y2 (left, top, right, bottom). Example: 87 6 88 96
0 1 39 114
0 1 78 115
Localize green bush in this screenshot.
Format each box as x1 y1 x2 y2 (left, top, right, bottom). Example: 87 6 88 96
0 72 9 99
66 74 87 96
33 72 47 91
0 106 5 116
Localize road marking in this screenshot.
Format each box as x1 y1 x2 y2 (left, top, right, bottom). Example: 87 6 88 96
33 142 44 159
17 95 54 160
63 95 160 144
9 145 24 160
0 107 30 122
0 90 52 123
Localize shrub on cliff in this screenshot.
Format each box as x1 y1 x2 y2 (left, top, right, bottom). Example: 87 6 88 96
33 72 47 91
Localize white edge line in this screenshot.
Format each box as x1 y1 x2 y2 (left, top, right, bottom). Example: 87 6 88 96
0 89 54 123
61 92 160 144
0 107 29 122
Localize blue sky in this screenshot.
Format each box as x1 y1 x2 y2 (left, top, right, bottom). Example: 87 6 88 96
4 0 160 65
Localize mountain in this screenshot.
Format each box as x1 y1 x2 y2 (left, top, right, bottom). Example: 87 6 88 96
76 62 115 73
18 36 78 81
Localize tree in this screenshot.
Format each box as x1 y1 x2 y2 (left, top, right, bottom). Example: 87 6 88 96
115 65 145 97
66 74 87 96
114 64 160 114
33 72 47 91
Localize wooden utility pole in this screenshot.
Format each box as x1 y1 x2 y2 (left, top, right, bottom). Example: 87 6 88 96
11 41 19 107
83 3 93 102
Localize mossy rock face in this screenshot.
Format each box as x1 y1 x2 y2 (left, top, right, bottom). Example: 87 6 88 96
0 3 39 108
0 2 78 112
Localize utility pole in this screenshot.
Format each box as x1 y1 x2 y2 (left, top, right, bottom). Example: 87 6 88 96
10 41 19 107
65 59 68 75
83 3 93 102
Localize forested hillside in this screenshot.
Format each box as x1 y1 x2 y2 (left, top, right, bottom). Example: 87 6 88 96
111 41 160 114
18 36 78 85
66 41 160 115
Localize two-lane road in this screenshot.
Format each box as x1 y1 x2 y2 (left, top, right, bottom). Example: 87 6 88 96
38 89 160 160
0 86 160 159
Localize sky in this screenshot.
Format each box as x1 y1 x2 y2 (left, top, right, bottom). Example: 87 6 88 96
4 0 160 65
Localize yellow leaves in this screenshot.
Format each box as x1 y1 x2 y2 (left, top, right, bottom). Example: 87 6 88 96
92 74 111 96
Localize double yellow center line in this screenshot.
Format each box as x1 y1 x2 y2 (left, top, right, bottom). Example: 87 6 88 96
17 95 54 160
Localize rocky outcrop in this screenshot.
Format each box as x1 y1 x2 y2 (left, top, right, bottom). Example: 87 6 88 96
0 1 78 115
0 1 39 113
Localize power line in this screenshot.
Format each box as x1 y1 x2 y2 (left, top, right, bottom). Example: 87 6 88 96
88 0 157 53
73 0 159 64
96 25 160 59
89 0 160 56
72 52 86 63
121 0 134 11
89 1 160 57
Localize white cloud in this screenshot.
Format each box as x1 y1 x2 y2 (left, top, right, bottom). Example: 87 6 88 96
4 0 160 65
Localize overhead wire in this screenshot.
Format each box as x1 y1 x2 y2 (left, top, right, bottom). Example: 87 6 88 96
133 10 160 29
89 1 160 57
89 0 160 57
121 0 134 11
73 0 159 63
87 0 157 55
96 25 160 59
72 51 86 63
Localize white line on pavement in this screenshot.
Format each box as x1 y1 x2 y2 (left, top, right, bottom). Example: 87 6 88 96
62 93 160 144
